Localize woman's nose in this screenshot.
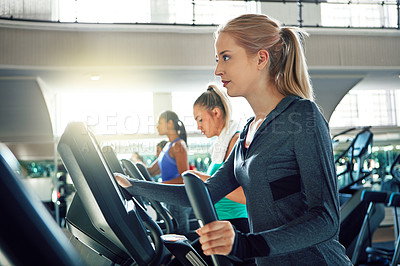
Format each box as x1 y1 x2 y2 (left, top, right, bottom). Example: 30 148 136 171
214 62 222 77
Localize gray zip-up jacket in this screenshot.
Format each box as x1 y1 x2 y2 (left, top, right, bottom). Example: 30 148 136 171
126 95 352 265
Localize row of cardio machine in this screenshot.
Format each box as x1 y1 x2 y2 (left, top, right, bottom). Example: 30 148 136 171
0 122 233 266
1 122 400 266
336 126 400 265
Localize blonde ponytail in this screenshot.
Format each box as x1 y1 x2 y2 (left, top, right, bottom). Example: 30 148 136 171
276 27 314 101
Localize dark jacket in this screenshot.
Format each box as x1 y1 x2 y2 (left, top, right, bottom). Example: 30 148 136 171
127 95 352 265
207 95 351 265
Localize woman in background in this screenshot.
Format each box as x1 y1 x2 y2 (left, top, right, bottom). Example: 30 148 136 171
190 84 248 233
145 110 193 235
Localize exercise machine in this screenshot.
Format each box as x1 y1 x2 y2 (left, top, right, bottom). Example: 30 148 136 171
388 192 400 265
351 191 390 265
336 127 386 261
183 172 233 266
0 143 83 266
58 122 214 265
333 126 373 195
102 145 177 235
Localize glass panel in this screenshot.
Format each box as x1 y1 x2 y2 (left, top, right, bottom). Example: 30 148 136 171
397 90 400 126
330 89 398 128
321 0 398 28
0 0 398 28
330 94 359 127
58 0 76 22
302 2 323 27
1 0 53 20
260 2 299 26
25 0 52 20
385 4 399 28
193 0 258 25
74 0 151 23
167 0 193 24
0 0 13 17
7 0 24 19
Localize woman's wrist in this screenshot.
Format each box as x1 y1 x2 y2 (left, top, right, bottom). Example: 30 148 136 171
228 229 270 261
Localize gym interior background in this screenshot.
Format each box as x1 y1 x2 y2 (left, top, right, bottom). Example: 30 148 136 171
0 0 399 259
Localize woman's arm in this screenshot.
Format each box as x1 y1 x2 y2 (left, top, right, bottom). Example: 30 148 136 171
164 139 189 184
224 133 239 161
146 159 160 177
184 170 210 182
186 172 246 204
114 173 192 207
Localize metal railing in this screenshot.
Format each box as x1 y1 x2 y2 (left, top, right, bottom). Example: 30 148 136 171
0 0 399 29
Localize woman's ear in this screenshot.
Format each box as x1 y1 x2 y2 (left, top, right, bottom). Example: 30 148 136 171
257 49 269 70
212 107 222 118
167 119 174 129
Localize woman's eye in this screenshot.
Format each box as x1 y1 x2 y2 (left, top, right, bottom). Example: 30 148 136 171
223 55 230 61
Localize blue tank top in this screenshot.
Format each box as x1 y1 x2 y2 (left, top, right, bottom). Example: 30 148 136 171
158 138 181 182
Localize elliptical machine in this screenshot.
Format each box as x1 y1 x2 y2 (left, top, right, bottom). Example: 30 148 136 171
333 126 374 196
334 127 386 263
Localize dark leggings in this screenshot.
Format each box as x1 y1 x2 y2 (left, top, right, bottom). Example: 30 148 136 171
167 217 255 265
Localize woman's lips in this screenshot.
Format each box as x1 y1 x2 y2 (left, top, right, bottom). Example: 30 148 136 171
222 80 230 87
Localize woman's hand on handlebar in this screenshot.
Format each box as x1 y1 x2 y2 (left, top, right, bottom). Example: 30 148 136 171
114 173 132 188
196 221 235 256
184 170 210 182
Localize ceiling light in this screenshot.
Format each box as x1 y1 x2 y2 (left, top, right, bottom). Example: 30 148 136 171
90 75 100 81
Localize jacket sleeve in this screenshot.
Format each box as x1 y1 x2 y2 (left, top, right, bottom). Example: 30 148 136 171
125 178 192 207
124 144 240 208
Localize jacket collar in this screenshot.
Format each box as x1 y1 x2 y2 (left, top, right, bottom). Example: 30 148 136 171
261 94 300 128
239 95 300 150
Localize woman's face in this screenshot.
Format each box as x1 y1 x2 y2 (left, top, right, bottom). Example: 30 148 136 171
193 104 219 138
214 32 260 98
156 117 168 135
